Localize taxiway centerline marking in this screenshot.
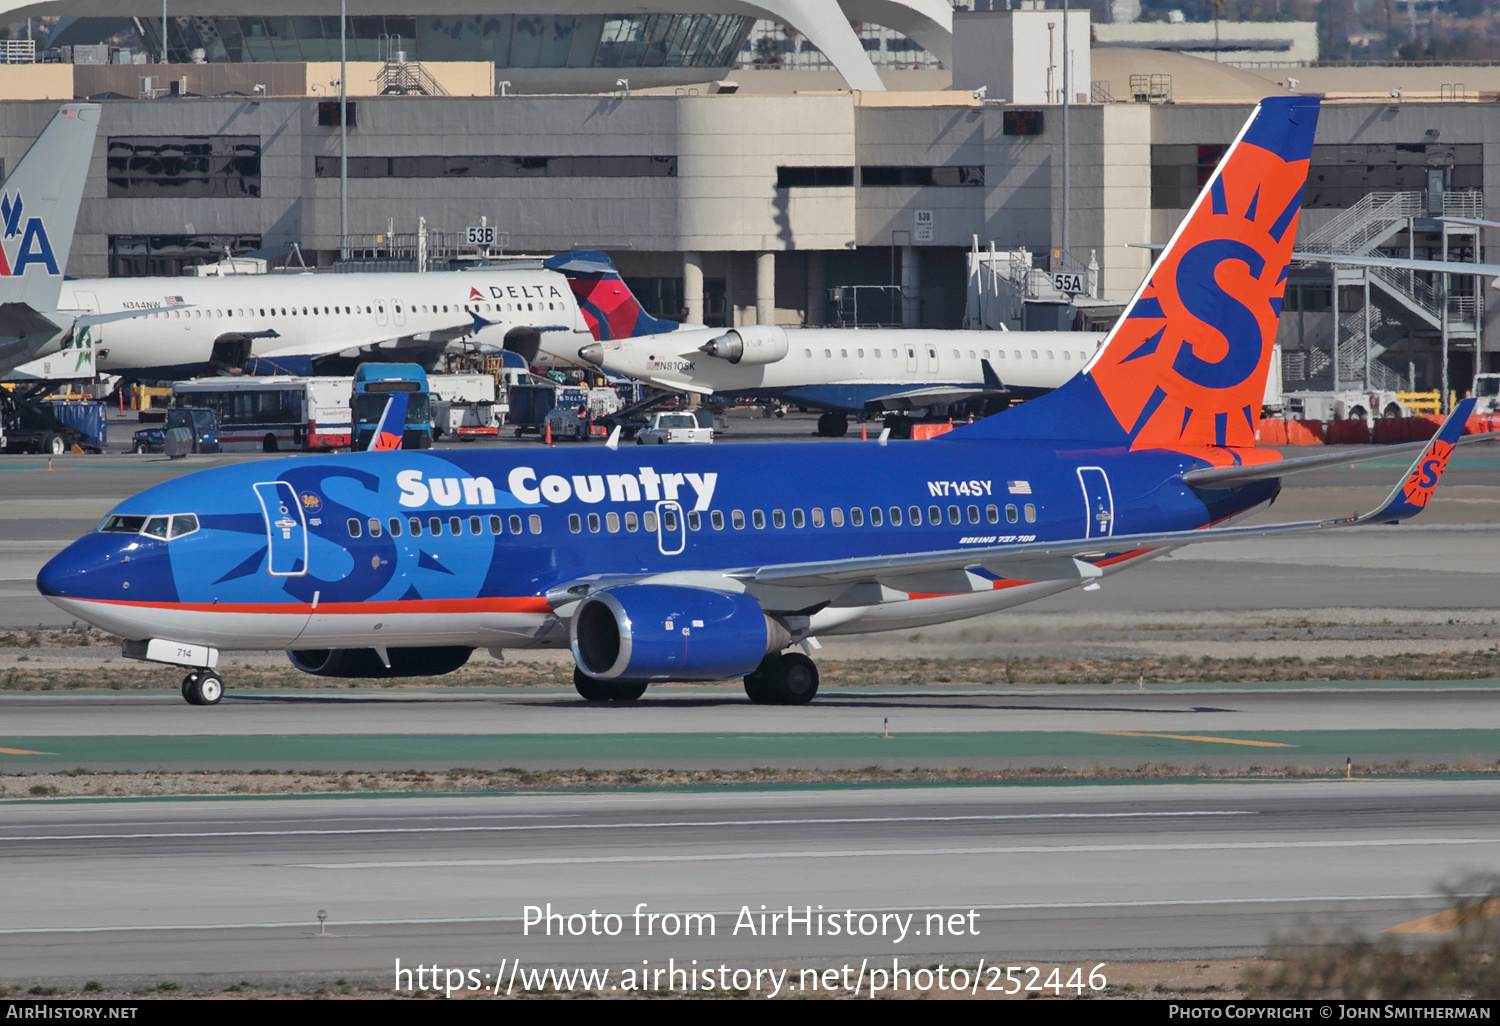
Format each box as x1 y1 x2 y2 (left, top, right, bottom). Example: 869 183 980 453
1093 731 1295 748
1385 895 1500 934
0 809 1252 843
294 836 1500 870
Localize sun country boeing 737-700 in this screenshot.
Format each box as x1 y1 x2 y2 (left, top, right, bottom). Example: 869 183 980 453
36 95 1489 706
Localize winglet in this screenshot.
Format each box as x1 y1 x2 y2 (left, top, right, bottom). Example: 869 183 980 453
368 393 409 451
1364 398 1476 524
979 358 1003 389
469 310 492 334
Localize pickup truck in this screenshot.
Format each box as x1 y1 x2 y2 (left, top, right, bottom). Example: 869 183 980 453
636 411 714 445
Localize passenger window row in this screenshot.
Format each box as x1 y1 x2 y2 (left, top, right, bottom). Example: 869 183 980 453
146 301 559 319
346 502 1040 541
348 513 542 538
559 502 1040 535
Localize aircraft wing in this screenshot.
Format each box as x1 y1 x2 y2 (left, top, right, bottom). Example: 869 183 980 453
729 401 1478 589
254 316 492 360
864 384 1007 411
1137 240 1500 283
863 360 1010 411
1292 250 1500 281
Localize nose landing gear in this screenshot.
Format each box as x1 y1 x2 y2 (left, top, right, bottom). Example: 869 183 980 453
181 670 224 706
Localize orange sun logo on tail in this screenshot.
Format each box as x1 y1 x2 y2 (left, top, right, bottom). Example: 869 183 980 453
1400 439 1455 509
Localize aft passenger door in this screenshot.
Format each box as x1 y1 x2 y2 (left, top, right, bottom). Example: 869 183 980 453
656 500 685 555
253 481 309 576
1076 467 1114 539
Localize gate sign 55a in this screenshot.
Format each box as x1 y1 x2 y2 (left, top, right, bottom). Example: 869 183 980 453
1053 272 1084 295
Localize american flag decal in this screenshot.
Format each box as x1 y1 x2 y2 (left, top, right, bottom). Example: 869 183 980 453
165 295 185 307
1007 481 1032 495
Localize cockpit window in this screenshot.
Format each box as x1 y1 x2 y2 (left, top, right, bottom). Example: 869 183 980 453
98 513 200 540
99 515 147 533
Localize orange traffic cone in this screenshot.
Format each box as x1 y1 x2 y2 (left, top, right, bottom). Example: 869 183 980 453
545 421 553 446
861 423 868 441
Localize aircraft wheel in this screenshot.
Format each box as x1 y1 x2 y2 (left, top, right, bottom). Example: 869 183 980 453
184 671 224 706
829 415 849 438
742 663 774 704
763 652 819 705
610 681 648 702
262 434 279 453
573 666 615 701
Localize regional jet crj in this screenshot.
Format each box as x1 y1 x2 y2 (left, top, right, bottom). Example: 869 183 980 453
37 97 1487 706
64 250 681 380
579 325 1106 436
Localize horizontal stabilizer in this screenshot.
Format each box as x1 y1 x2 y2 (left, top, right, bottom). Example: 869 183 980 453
732 401 1476 592
1180 429 1495 489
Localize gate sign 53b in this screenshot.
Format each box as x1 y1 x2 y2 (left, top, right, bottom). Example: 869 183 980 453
1052 271 1084 294
466 225 497 246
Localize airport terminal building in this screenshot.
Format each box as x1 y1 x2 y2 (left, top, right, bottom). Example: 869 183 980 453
0 0 1496 393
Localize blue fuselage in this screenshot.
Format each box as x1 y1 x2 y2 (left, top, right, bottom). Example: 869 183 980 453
36 438 1276 652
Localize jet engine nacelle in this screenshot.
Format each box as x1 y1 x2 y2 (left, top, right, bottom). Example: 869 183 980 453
288 646 473 678
698 326 788 365
571 584 790 682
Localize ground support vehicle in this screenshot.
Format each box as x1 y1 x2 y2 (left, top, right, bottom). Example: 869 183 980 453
636 411 714 444
351 365 432 450
132 407 220 454
172 376 351 453
0 387 95 454
429 373 500 441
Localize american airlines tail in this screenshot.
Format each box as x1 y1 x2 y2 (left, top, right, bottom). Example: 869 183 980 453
545 250 683 341
0 103 101 375
952 96 1319 462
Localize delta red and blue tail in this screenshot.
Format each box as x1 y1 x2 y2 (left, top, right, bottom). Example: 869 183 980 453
952 96 1319 462
545 250 681 341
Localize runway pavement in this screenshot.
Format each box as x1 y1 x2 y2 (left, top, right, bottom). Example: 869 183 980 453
1 780 1495 985
3 682 1500 772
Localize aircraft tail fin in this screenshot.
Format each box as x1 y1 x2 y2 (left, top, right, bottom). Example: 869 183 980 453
368 393 409 451
950 96 1319 454
545 250 681 340
0 104 100 314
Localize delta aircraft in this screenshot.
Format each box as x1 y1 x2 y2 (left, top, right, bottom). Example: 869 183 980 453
37 96 1487 707
62 250 682 381
579 324 1106 436
0 102 101 378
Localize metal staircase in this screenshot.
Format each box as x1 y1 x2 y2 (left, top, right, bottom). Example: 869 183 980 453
1295 188 1482 390
376 58 449 96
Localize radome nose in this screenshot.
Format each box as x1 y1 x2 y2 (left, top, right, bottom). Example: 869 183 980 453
578 342 603 366
36 543 83 598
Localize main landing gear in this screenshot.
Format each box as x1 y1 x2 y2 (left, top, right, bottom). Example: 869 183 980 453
815 413 849 438
573 667 648 702
743 651 819 705
181 669 224 706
